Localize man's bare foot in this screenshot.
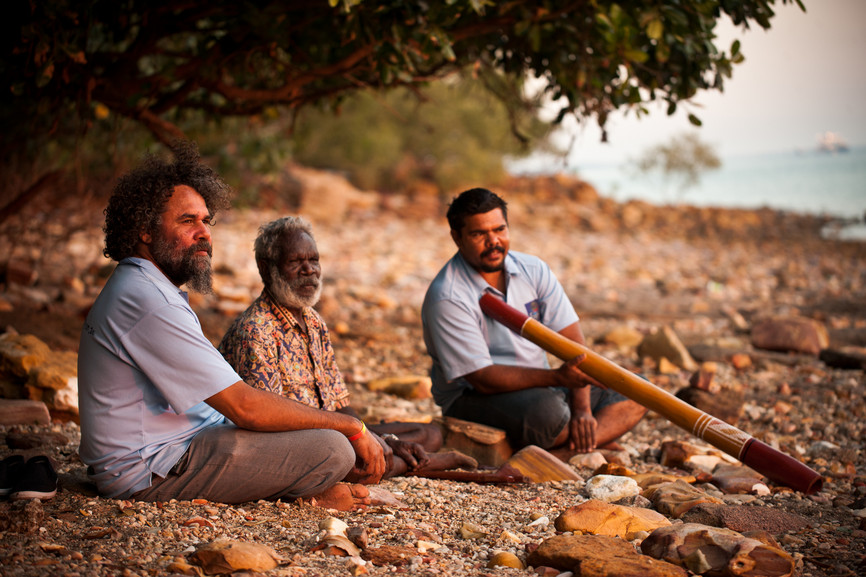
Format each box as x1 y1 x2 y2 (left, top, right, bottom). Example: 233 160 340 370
415 450 477 472
597 440 625 451
548 441 624 461
309 483 371 511
548 446 585 462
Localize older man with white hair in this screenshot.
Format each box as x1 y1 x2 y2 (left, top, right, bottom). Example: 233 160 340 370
219 216 475 479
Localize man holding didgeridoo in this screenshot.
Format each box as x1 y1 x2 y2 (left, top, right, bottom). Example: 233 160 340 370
422 188 646 456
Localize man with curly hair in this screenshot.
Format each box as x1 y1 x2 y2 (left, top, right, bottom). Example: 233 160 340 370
78 142 384 507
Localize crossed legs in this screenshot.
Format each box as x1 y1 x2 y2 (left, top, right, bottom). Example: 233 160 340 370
131 425 354 504
446 386 645 454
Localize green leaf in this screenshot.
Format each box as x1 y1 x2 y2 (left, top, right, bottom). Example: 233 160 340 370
687 113 702 127
440 42 456 61
624 49 649 64
529 25 541 52
647 19 663 41
656 41 670 63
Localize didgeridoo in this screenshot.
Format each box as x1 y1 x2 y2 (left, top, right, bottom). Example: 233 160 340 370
479 293 823 494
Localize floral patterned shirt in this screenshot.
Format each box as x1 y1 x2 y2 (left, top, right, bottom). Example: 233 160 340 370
218 290 350 411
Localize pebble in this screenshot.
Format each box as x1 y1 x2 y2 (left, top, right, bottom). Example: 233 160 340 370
584 475 641 502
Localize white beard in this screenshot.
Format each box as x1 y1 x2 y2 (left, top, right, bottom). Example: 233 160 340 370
269 269 322 310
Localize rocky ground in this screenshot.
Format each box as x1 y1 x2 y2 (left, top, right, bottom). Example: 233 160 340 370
1 172 865 576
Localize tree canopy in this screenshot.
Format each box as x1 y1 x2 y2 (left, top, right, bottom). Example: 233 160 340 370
4 0 803 159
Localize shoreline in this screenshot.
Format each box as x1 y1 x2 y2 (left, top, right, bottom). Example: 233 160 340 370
508 145 866 222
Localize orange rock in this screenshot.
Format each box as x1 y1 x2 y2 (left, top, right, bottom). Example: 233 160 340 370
729 353 752 370
658 357 680 374
630 472 695 491
487 551 524 569
365 375 432 400
0 333 50 379
191 539 282 574
553 499 671 539
183 517 214 528
592 462 635 477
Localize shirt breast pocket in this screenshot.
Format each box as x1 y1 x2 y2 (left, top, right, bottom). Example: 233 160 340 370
524 299 542 321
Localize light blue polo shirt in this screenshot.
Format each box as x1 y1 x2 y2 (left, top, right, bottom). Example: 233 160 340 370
78 257 242 498
421 250 578 413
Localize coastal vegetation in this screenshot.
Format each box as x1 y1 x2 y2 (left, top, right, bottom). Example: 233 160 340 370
632 132 723 198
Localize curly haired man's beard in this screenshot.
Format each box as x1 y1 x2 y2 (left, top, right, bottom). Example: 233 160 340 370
151 234 214 294
270 273 322 310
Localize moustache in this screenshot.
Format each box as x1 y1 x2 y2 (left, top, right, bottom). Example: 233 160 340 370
289 277 319 290
481 247 504 259
188 241 212 257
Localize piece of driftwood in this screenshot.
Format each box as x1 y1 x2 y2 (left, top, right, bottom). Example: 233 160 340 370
437 416 513 467
505 445 582 482
409 464 526 484
410 445 580 484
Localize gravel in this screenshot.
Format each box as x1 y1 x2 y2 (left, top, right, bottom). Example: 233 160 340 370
1 193 865 576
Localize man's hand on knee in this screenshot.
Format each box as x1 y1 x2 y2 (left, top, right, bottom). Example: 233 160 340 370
347 429 386 484
568 410 598 453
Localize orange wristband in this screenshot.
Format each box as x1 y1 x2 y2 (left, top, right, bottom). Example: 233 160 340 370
347 422 366 442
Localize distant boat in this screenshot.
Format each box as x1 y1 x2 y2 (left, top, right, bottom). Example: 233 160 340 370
817 131 849 153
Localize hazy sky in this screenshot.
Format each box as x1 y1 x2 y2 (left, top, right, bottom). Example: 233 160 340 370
550 0 866 166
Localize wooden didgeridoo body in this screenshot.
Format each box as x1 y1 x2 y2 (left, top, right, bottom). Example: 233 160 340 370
479 293 823 494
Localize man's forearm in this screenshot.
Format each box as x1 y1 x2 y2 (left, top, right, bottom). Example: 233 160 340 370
464 364 566 394
570 384 592 412
463 321 594 395
206 381 364 436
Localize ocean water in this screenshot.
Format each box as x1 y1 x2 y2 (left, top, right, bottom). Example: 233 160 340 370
567 146 866 240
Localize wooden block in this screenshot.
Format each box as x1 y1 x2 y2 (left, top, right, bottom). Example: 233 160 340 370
0 399 51 425
437 416 513 467
505 445 582 482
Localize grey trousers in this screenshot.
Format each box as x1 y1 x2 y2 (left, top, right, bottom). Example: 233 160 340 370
445 385 628 449
131 425 355 504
